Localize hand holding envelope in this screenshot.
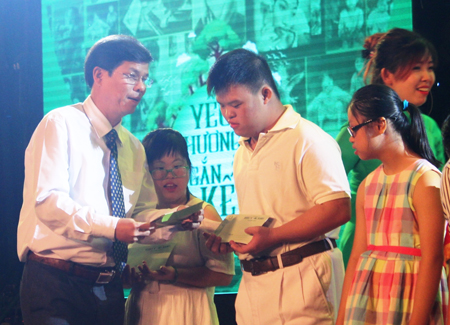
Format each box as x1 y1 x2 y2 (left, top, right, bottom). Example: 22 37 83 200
127 242 176 269
205 215 274 256
115 218 155 244
214 215 273 244
138 262 177 283
228 226 277 256
124 242 177 287
125 203 204 284
152 202 204 229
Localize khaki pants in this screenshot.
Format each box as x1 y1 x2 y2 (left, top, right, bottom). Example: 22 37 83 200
236 248 344 325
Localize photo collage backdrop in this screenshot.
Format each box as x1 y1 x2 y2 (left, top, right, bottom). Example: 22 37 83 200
42 0 413 293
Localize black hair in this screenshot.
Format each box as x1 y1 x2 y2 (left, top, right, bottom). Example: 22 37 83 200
84 35 153 88
349 84 440 168
142 128 192 169
442 115 450 159
142 129 192 201
206 48 280 99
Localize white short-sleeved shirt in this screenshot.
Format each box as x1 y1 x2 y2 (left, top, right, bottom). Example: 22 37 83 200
234 105 350 258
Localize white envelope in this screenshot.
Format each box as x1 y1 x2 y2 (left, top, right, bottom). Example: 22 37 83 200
126 242 176 270
214 214 273 244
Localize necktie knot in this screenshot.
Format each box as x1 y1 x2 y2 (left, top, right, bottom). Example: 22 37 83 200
105 129 118 151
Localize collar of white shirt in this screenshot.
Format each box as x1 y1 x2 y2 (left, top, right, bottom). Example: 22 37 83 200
83 95 123 146
238 105 300 146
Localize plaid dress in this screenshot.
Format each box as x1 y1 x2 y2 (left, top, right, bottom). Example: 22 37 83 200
344 159 448 325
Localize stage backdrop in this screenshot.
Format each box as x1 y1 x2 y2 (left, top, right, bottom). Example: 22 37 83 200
41 0 413 293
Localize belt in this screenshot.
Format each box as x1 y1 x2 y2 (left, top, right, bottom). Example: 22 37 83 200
27 252 116 284
241 238 337 276
367 245 421 256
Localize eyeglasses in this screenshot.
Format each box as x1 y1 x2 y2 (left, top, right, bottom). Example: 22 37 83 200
347 119 374 137
150 166 189 180
122 73 154 88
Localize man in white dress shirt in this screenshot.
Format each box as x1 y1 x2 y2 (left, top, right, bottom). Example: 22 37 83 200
205 49 351 324
18 35 161 324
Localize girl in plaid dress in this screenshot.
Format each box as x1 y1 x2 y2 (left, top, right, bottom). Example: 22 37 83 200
336 85 448 325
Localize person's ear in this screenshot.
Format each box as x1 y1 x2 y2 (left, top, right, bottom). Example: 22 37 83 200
262 87 273 103
380 68 395 86
375 117 387 134
93 67 104 85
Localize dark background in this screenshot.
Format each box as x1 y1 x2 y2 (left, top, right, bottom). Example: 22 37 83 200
1 0 449 323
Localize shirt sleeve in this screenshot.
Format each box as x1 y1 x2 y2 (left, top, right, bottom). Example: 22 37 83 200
441 162 450 221
30 115 117 241
299 137 351 205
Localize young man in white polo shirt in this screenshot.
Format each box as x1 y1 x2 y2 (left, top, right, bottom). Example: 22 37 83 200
205 49 351 325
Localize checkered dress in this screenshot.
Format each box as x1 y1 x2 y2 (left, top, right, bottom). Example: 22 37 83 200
344 159 448 325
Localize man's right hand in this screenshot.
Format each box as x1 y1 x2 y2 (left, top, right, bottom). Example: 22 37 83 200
115 219 154 243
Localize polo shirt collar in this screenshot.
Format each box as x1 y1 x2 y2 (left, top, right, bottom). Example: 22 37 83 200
269 105 300 132
238 105 300 146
